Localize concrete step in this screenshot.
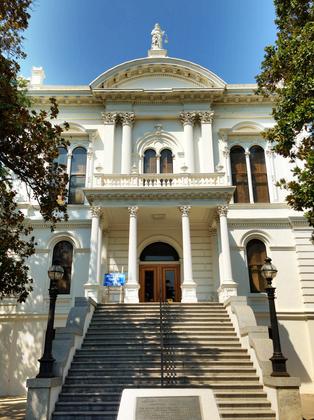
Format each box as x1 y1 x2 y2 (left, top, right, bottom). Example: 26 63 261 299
70 360 253 368
65 375 260 385
67 367 257 377
52 411 116 419
76 347 246 356
59 392 120 402
61 383 264 393
55 402 120 412
219 408 275 418
85 331 237 338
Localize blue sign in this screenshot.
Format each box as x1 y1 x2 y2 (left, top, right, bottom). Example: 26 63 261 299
104 273 126 287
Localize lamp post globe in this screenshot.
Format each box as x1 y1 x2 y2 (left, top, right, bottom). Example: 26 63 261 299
37 265 64 378
261 257 289 377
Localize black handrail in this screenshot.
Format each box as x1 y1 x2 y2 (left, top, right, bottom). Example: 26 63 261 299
159 279 164 387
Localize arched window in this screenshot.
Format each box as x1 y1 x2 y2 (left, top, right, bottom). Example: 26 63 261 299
249 146 269 203
51 240 73 294
69 147 87 204
140 242 179 261
54 146 67 170
246 239 267 292
230 146 249 203
160 149 173 174
143 149 157 173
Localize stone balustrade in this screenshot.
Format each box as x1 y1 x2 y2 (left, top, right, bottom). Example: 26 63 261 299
94 173 225 188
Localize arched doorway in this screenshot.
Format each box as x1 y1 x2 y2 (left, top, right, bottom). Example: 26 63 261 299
139 242 181 303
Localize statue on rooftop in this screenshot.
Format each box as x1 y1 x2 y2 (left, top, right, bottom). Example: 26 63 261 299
151 23 165 50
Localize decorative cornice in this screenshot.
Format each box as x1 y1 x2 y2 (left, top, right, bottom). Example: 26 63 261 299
84 187 233 206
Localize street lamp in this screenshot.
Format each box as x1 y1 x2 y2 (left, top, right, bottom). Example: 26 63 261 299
37 265 64 378
261 257 289 377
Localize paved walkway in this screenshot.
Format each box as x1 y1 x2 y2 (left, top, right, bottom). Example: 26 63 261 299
0 394 313 419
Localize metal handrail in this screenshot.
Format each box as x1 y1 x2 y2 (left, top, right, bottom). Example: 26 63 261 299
159 280 164 387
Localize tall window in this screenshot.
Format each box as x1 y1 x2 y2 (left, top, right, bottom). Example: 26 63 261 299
143 149 157 173
230 146 249 203
160 149 173 174
249 146 269 203
51 240 73 294
246 239 267 292
55 146 68 170
69 147 87 204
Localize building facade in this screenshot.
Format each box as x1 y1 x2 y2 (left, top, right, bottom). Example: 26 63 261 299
1 26 314 399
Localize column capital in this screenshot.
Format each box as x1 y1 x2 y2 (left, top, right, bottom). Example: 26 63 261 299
119 112 135 126
90 206 102 218
217 205 228 217
198 111 214 124
245 150 251 157
102 112 118 125
128 206 139 217
179 112 197 126
179 205 191 216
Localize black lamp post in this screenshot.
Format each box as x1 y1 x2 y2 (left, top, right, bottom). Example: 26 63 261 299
37 265 64 378
261 257 289 377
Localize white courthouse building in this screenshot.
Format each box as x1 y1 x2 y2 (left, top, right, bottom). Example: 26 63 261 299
1 25 314 407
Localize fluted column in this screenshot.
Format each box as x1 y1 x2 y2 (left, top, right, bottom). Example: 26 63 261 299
85 206 102 301
120 113 135 174
125 206 140 303
245 150 254 203
180 112 197 173
217 205 237 302
102 112 118 174
199 111 215 172
179 206 197 303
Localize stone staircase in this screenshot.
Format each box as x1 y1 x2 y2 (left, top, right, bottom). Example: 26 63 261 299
52 303 275 420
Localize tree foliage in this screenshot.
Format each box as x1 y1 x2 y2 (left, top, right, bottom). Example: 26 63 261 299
256 0 314 228
0 0 68 302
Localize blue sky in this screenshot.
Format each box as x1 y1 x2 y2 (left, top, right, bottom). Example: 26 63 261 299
19 0 276 85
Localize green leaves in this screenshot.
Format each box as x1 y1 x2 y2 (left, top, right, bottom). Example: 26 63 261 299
0 1 68 302
257 0 314 228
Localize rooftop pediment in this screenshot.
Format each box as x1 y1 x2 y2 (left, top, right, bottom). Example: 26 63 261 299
90 57 226 91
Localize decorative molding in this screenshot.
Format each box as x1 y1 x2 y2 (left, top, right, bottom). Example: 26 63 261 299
128 206 139 217
179 205 191 216
179 112 197 126
199 111 214 124
119 112 135 126
102 112 118 124
90 206 102 217
31 221 91 229
217 205 229 217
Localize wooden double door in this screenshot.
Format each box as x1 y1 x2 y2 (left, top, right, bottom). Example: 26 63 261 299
139 265 181 303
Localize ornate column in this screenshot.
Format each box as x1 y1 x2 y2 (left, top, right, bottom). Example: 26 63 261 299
216 205 237 302
179 206 197 303
180 112 197 173
125 206 140 303
199 111 215 172
86 141 94 188
266 145 278 202
85 206 102 301
120 112 135 174
223 147 232 186
102 112 118 174
245 149 254 203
